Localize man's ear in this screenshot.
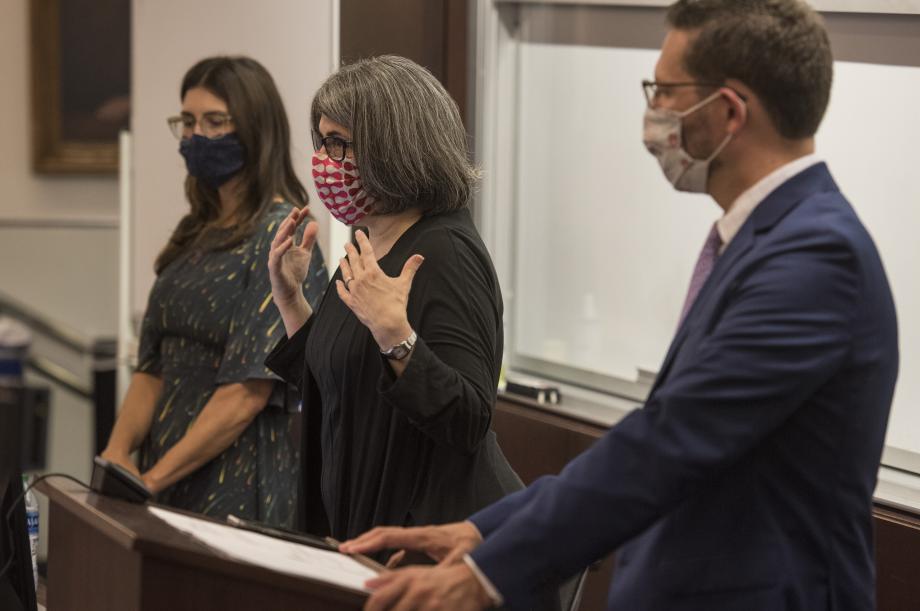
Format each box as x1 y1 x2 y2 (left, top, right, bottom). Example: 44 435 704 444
721 87 749 136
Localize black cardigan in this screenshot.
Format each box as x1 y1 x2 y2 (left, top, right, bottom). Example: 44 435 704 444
265 208 523 540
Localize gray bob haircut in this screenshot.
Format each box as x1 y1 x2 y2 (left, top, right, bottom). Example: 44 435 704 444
311 55 479 216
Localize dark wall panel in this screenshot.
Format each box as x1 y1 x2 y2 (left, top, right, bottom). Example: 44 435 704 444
340 0 468 122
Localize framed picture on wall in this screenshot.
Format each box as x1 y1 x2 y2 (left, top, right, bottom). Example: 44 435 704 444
31 0 130 174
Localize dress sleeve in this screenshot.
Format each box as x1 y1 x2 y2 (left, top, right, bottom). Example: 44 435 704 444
216 208 328 386
135 289 163 376
377 227 502 455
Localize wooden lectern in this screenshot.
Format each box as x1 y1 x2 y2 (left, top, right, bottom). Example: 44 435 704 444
36 477 366 611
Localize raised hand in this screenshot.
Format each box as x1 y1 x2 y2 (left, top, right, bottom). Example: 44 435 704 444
336 230 424 351
268 207 318 306
268 207 319 336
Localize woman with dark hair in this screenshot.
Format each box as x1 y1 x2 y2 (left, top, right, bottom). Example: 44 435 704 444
101 56 327 527
265 55 523 543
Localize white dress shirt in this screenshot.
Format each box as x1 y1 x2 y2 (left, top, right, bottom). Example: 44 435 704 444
716 153 823 253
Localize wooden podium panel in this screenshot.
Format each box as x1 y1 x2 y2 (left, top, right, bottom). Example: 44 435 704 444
37 478 366 611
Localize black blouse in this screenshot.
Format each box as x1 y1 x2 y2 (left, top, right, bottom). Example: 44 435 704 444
266 208 523 540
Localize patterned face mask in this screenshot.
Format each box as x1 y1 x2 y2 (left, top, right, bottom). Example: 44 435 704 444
642 90 734 194
311 152 375 226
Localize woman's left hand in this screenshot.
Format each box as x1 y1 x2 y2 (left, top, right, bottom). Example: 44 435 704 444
336 230 424 351
140 472 161 494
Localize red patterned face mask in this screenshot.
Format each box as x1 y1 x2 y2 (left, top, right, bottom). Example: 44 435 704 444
311 152 376 225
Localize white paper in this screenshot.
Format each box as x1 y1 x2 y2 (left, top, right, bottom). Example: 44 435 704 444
147 506 376 592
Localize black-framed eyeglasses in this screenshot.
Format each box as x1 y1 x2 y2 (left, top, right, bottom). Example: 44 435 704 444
166 112 234 140
311 131 353 163
642 79 723 105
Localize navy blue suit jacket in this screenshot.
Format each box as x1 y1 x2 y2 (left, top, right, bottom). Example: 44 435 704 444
470 164 898 610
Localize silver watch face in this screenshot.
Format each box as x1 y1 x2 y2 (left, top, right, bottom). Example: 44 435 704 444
383 331 417 360
385 344 411 360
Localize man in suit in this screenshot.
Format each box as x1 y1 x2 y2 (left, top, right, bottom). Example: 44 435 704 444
341 1 899 609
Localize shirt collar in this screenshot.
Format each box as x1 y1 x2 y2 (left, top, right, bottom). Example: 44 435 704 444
716 153 822 253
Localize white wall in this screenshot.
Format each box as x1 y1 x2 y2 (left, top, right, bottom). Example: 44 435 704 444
131 0 341 319
0 227 119 337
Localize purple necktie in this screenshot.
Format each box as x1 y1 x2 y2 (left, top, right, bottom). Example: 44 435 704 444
679 223 722 326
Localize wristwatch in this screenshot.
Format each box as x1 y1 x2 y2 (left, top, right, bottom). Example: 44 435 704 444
381 330 418 360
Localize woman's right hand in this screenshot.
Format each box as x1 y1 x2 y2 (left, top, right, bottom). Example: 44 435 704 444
268 207 319 308
100 448 141 478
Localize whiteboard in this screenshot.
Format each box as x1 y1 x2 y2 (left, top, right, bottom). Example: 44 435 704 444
819 60 920 454
513 45 707 380
508 44 920 456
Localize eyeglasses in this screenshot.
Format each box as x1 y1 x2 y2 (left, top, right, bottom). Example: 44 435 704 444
642 79 723 106
166 112 234 140
311 131 353 163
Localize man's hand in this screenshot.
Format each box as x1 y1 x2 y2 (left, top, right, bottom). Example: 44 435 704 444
340 521 482 565
364 563 492 611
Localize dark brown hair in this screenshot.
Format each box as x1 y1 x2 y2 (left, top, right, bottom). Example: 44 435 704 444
155 56 307 274
310 55 479 216
666 0 833 139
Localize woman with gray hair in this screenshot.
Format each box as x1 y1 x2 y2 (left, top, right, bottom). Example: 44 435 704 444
264 56 523 546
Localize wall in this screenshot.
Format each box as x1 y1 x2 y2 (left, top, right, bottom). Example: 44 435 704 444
0 1 119 222
0 0 120 334
341 0 469 121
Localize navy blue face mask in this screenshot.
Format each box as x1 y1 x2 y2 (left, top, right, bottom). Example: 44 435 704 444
179 133 245 188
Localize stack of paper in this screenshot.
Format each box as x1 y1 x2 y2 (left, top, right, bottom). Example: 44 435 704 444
147 506 376 592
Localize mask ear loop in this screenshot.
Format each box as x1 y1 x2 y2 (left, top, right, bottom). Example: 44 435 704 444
669 88 742 188
676 88 725 119
703 87 749 162
703 131 733 164
669 88 732 171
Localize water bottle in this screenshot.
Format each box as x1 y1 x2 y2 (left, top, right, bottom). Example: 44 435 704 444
22 474 39 590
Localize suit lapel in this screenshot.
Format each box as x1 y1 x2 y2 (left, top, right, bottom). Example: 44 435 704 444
648 163 839 396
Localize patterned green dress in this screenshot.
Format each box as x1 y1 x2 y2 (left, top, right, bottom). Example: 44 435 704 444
137 202 327 527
